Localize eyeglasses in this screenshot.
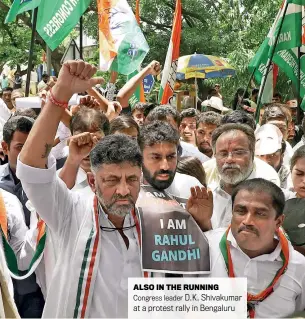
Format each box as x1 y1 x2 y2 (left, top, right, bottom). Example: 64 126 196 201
215 150 250 160
180 123 197 130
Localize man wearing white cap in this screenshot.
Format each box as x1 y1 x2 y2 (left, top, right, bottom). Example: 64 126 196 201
255 124 292 189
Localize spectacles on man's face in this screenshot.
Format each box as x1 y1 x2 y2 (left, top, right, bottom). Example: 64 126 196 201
180 123 197 130
215 150 250 160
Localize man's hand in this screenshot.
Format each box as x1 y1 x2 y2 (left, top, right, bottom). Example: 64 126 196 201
145 61 161 76
72 95 101 114
186 187 213 231
68 132 99 166
106 101 122 121
53 60 104 102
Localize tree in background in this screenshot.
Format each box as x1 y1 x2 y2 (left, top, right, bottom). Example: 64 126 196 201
0 0 294 104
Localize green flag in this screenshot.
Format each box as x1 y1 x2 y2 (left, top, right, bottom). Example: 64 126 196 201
5 0 41 23
273 49 305 111
36 0 91 51
249 38 270 84
269 1 302 53
287 0 305 4
127 70 141 108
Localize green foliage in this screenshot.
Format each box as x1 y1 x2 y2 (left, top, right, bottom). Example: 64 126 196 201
0 0 294 104
0 8 42 70
83 0 290 104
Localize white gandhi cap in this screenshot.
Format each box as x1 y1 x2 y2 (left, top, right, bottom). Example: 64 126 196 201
255 124 283 156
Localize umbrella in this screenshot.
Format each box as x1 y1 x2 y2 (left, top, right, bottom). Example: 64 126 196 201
176 53 236 81
176 53 236 108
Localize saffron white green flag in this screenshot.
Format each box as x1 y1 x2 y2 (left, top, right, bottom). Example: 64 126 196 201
97 0 149 75
158 0 182 104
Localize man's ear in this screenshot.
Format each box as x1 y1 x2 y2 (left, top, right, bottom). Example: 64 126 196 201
87 172 96 193
1 141 8 155
276 214 285 229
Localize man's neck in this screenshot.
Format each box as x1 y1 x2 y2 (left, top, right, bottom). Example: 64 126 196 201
108 213 125 229
9 165 19 185
220 181 235 195
239 239 279 259
203 150 213 158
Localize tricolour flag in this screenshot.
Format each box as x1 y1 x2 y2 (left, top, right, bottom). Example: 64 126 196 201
98 0 149 75
5 0 41 23
36 0 91 51
158 0 182 104
128 0 146 108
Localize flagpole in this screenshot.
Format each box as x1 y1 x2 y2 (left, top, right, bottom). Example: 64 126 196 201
297 40 302 125
25 8 38 97
79 16 83 60
255 1 289 120
239 67 256 109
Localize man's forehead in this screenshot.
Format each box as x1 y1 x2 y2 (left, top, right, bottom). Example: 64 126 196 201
99 162 141 174
234 190 274 210
144 142 177 153
216 131 249 146
198 122 217 130
181 117 196 123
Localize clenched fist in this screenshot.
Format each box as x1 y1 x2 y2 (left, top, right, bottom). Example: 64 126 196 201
68 132 99 165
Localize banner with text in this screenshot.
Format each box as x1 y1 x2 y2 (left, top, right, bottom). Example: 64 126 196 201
37 0 91 51
136 185 210 274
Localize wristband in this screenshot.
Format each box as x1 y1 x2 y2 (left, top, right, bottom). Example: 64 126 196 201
49 88 69 109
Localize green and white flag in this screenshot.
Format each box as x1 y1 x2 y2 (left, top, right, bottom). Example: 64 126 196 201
98 0 149 75
250 0 304 107
249 0 301 83
273 49 305 110
269 1 302 52
5 0 41 23
288 0 305 4
36 0 91 51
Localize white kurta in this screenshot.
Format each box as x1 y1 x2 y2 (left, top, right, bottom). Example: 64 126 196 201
90 209 141 318
17 155 141 318
205 228 305 318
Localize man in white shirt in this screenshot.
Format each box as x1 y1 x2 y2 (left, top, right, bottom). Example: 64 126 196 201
255 124 292 189
204 178 305 318
261 104 294 166
17 61 209 317
146 105 209 163
16 60 147 318
207 123 280 229
138 120 212 229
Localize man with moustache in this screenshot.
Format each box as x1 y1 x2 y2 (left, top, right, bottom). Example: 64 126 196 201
145 105 209 163
16 60 144 318
138 121 212 229
203 178 305 318
196 111 222 158
209 123 280 229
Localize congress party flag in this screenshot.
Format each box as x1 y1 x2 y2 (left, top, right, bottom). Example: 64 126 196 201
97 0 149 75
36 0 91 51
5 0 41 23
249 0 303 106
158 0 182 104
288 0 305 4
